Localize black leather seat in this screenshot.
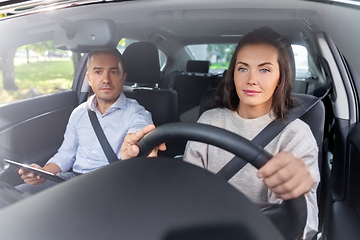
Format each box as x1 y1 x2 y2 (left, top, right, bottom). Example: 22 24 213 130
168 60 221 122
122 42 178 126
123 41 161 88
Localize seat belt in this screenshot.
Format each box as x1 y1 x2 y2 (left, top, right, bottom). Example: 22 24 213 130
216 88 331 181
87 102 118 164
168 70 180 90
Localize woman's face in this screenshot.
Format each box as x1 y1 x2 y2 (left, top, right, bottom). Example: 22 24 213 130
234 43 280 119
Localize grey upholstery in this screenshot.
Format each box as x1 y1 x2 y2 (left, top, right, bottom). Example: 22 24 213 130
122 42 178 126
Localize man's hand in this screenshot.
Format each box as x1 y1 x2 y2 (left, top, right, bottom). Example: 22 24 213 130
257 151 314 200
18 162 62 185
18 163 46 185
121 124 166 160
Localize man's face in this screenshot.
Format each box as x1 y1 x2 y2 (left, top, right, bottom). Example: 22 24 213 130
87 53 127 105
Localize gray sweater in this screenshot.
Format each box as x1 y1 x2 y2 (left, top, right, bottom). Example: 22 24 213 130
184 108 320 240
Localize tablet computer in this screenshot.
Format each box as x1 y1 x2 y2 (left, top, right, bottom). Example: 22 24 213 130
4 159 65 183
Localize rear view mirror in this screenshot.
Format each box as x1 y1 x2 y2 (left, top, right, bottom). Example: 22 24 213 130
54 18 118 53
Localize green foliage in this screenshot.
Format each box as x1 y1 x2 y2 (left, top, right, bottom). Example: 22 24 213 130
210 62 229 70
18 41 57 56
206 44 236 62
0 59 74 103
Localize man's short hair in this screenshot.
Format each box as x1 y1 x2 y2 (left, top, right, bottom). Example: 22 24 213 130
87 48 126 74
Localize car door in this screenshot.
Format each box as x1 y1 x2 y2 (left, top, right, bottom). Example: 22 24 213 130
320 55 360 239
0 44 88 186
322 122 360 240
319 34 360 240
302 1 360 238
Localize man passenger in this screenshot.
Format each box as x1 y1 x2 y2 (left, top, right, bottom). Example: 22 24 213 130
16 48 159 194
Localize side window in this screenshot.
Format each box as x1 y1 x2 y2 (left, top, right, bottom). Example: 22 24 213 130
117 38 168 70
292 44 310 78
158 50 167 71
0 41 76 104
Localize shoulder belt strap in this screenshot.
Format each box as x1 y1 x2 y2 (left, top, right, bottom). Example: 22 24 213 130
168 70 181 90
87 102 118 164
216 88 331 181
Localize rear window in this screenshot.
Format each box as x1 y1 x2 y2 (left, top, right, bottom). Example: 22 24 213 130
187 44 236 74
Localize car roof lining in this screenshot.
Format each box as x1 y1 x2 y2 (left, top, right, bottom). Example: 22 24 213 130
0 1 318 50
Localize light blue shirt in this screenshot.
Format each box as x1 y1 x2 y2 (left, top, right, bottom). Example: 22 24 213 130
46 93 153 174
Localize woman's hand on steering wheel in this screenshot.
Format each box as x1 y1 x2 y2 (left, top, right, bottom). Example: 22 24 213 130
258 151 314 200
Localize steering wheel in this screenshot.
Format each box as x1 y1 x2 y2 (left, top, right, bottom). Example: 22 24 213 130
0 122 306 240
137 122 307 240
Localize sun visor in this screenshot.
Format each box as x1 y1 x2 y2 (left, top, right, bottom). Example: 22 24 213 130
53 19 118 53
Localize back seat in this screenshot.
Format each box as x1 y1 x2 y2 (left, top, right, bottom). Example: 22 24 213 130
293 76 328 97
168 60 221 122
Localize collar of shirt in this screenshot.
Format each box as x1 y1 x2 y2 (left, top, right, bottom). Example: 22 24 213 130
89 92 126 117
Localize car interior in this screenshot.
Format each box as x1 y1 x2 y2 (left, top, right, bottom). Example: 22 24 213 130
0 0 359 239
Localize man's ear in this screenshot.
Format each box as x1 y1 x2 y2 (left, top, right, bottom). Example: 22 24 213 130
122 72 127 83
87 72 92 86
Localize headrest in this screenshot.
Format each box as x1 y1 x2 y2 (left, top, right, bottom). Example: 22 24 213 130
186 60 210 73
123 42 161 84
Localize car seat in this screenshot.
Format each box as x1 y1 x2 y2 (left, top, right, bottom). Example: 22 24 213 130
122 42 178 126
167 60 221 122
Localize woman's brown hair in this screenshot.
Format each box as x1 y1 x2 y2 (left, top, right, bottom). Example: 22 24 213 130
214 26 294 119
